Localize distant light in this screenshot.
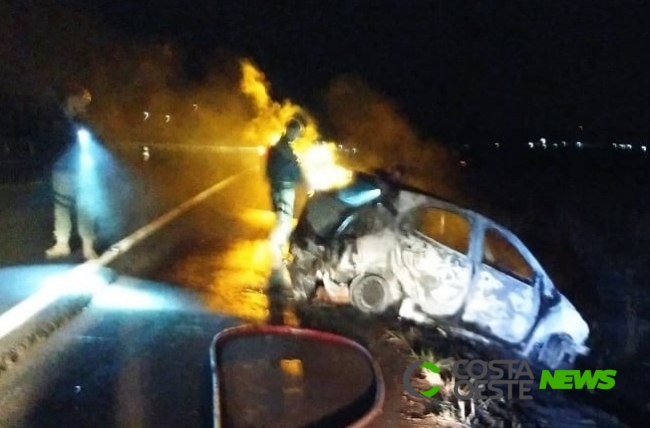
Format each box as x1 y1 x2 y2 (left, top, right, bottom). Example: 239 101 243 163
576 142 583 148
193 104 198 111
528 142 534 148
460 160 467 167
257 145 266 156
495 143 500 148
540 138 546 144
143 111 149 120
553 143 558 148
642 145 647 152
165 115 171 123
77 128 91 149
562 141 567 147
626 144 632 150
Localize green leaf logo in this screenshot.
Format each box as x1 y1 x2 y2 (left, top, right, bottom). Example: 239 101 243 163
419 361 441 397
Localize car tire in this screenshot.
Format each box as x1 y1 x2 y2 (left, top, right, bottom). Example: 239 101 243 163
535 333 574 370
349 273 390 314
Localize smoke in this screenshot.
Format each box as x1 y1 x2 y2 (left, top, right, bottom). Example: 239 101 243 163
237 58 318 147
86 50 323 150
323 75 460 199
0 3 299 148
1 2 460 199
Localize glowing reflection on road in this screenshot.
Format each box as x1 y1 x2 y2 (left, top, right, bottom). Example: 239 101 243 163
161 237 300 324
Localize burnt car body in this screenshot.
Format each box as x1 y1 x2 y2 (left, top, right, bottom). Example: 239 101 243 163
287 170 590 370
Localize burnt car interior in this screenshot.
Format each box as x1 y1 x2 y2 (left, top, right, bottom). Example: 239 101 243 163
295 172 395 247
482 227 536 286
408 206 472 258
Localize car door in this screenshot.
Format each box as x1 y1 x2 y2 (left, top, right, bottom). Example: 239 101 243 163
461 224 541 344
395 205 474 318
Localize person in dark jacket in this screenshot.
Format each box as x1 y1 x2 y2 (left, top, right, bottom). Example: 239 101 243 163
44 85 99 260
265 117 305 263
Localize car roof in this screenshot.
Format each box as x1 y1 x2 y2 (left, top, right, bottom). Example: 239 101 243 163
351 169 548 274
353 169 472 212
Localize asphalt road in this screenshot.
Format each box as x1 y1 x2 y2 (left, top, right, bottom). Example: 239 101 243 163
0 278 240 428
0 147 281 428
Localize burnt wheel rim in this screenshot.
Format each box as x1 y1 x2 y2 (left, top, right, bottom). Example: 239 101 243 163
351 276 387 312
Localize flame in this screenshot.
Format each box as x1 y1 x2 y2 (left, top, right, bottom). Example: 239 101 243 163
239 59 303 146
238 60 353 191
240 60 271 111
297 142 353 191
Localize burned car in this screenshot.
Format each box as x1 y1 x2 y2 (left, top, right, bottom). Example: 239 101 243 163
287 170 590 370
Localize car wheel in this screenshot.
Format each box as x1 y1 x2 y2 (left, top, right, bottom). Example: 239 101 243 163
349 273 390 314
536 333 574 370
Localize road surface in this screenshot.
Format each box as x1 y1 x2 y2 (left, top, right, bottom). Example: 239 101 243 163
0 147 285 428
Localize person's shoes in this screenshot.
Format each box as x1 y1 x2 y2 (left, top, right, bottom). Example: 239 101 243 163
45 242 71 259
82 242 98 260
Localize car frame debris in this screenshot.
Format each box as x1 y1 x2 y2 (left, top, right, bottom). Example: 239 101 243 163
287 170 591 370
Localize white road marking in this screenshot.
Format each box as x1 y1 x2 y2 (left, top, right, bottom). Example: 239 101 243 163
0 168 255 342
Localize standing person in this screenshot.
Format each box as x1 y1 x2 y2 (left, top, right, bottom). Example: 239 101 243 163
44 85 99 260
265 117 305 265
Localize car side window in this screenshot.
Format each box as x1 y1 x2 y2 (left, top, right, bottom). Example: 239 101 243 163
482 228 535 284
412 207 471 255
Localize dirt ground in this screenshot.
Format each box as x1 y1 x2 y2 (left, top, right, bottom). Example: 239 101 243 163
288 292 629 428
156 232 629 428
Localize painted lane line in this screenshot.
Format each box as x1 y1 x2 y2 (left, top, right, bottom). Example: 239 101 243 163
0 168 255 342
96 167 255 266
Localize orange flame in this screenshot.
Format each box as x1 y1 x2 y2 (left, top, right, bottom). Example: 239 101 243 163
238 59 352 190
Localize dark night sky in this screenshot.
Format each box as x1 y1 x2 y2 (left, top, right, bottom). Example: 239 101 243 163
8 0 650 142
